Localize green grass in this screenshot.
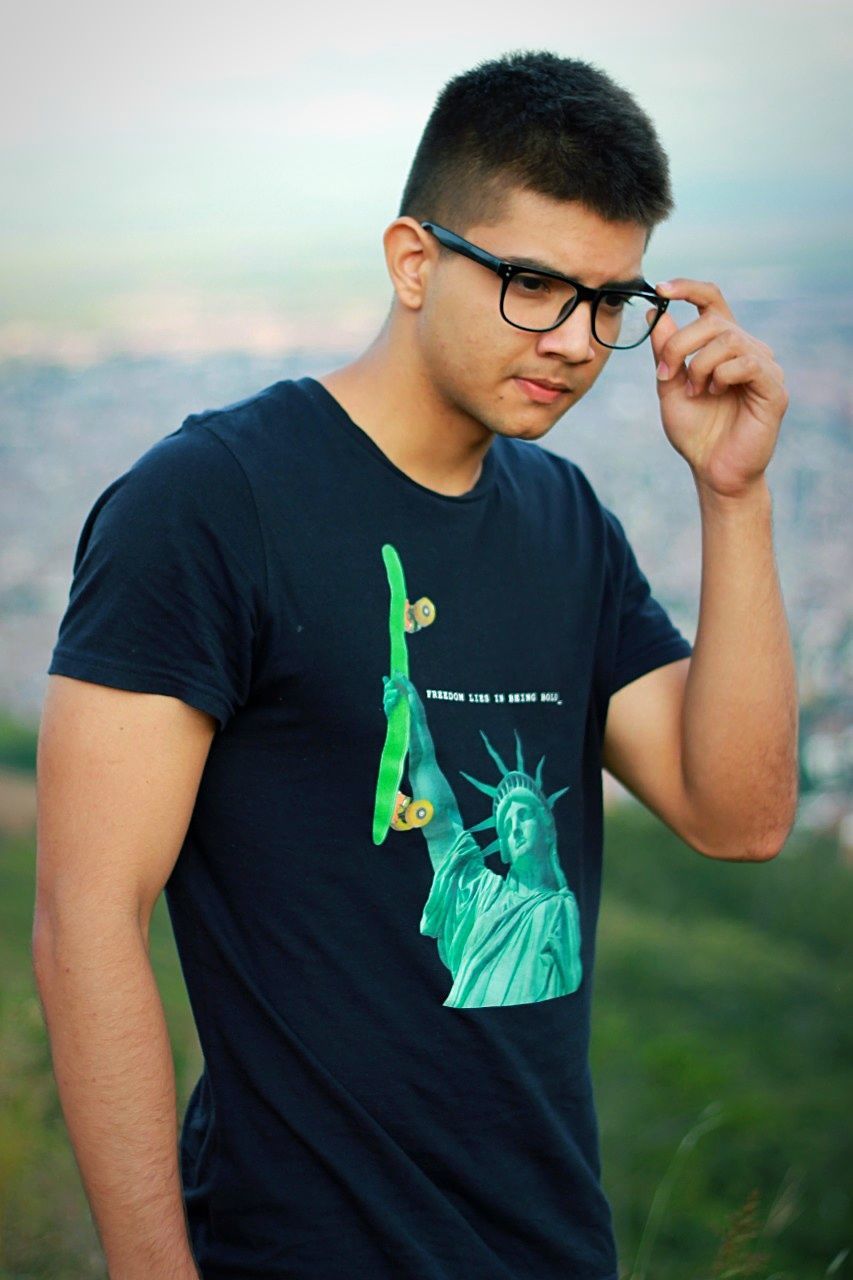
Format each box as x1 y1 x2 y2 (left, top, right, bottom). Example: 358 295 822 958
0 714 37 774
1 794 850 1278
595 805 852 1279
0 830 200 1279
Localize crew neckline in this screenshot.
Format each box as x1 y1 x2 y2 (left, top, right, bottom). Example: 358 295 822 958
297 376 498 505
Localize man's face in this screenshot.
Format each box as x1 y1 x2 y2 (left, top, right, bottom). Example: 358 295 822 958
416 187 649 442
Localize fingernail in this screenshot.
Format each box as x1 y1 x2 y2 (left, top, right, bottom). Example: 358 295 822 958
657 361 670 381
656 281 673 293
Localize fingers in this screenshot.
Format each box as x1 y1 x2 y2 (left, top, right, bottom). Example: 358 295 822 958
655 278 736 320
652 313 725 381
707 354 790 409
655 316 776 391
652 319 788 406
647 276 787 412
682 330 759 395
648 308 678 351
383 672 411 699
648 277 739 376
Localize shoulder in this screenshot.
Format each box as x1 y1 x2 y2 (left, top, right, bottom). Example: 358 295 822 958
72 393 279 585
165 378 298 476
81 421 253 553
161 376 332 498
100 377 307 515
495 436 595 498
494 437 612 535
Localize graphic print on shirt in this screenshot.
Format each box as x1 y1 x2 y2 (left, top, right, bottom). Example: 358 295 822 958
373 543 583 1010
373 543 438 843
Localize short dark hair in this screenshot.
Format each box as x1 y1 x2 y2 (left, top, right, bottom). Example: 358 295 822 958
398 50 674 240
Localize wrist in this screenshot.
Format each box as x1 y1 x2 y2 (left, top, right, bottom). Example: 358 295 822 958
693 474 772 516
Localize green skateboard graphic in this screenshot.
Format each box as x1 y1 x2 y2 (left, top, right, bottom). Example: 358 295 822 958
372 544 436 845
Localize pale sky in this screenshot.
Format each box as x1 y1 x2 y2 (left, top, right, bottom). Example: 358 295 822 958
3 0 851 347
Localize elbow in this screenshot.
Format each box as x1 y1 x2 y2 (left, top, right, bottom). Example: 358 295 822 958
684 776 799 863
755 812 798 859
745 837 787 862
690 817 796 863
754 786 800 861
691 838 785 863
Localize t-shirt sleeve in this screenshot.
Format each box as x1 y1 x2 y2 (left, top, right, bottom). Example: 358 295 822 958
602 504 693 698
47 421 267 731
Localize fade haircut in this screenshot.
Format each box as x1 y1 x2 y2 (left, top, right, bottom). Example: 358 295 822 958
398 50 674 244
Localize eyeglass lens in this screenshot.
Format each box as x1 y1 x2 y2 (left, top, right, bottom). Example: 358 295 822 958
502 272 656 347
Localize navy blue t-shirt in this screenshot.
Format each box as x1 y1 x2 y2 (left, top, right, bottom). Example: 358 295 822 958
47 376 693 1279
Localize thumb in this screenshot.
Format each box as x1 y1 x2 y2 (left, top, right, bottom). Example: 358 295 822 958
646 308 677 370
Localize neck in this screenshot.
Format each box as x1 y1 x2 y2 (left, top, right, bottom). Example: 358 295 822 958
316 314 494 498
507 852 562 895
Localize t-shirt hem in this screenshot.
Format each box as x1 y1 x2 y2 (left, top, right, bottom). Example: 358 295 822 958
47 647 233 729
198 1264 620 1279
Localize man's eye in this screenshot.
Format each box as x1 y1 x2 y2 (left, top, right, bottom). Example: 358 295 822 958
515 274 549 294
600 293 628 311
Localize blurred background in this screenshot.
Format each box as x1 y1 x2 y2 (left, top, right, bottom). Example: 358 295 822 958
1 1 850 1276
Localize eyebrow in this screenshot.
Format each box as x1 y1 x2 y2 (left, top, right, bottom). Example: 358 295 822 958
505 253 648 291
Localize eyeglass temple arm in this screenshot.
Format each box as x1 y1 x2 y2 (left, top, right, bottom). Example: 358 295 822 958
421 222 505 275
422 221 668 310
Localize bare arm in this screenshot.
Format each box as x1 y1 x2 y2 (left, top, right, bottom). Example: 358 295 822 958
33 675 217 1279
680 480 798 855
602 481 799 861
604 272 799 861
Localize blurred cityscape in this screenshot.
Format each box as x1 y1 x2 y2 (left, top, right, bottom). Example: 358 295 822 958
0 291 850 852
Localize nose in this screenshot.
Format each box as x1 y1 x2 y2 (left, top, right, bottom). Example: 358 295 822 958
534 298 596 364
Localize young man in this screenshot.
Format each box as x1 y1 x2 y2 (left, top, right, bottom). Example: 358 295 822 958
34 50 798 1280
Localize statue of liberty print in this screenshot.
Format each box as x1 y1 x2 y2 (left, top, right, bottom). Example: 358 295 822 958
382 673 583 1009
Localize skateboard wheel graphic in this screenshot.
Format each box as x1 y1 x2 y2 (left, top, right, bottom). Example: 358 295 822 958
391 792 434 831
405 596 437 632
407 798 434 828
373 544 438 846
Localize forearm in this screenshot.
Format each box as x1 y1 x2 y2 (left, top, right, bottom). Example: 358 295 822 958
408 700 462 823
681 477 799 858
32 907 199 1279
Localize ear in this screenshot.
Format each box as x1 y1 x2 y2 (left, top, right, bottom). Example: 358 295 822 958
382 217 435 311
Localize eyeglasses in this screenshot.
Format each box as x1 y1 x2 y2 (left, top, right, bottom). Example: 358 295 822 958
421 221 669 350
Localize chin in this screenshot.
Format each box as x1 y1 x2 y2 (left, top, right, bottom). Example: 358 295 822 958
492 405 572 441
450 382 576 443
494 385 579 438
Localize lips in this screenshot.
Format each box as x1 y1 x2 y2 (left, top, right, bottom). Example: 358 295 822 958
513 376 572 404
523 377 570 390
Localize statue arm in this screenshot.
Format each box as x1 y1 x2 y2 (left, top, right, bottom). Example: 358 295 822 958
384 674 464 839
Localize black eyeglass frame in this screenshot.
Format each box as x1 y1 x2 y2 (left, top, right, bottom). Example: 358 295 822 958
421 221 669 350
